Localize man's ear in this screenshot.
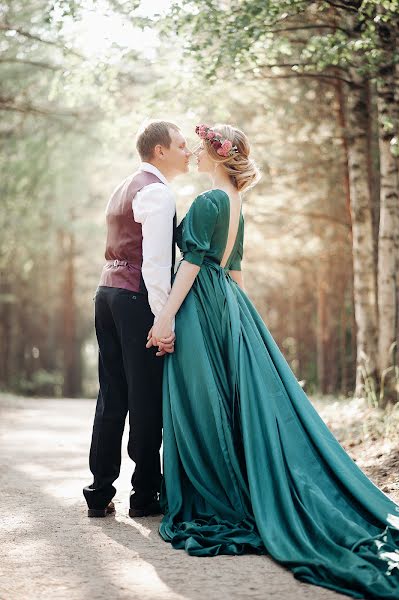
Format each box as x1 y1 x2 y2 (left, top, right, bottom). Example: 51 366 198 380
153 144 164 160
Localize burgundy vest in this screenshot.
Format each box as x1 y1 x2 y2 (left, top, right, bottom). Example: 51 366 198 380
98 170 176 293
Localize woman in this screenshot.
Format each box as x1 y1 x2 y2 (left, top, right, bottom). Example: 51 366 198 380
147 123 399 599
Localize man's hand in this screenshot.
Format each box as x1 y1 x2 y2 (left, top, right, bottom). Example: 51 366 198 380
146 327 176 357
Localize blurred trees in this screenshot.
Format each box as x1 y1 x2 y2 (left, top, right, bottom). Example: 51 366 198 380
0 0 146 396
163 0 399 404
0 0 397 404
1 0 80 395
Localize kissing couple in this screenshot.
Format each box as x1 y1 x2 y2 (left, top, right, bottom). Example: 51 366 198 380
83 120 399 599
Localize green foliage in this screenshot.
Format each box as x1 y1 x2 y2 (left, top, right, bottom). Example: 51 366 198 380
17 368 64 397
0 0 153 395
2 0 389 398
161 0 399 82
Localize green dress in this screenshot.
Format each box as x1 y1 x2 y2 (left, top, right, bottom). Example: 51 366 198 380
159 189 399 599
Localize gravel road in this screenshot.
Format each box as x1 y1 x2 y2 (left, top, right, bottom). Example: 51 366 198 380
0 394 350 600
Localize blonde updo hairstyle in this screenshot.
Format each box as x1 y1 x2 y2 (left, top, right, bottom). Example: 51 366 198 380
204 124 260 193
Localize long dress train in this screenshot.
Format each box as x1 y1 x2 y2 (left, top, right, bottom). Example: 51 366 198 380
159 189 399 599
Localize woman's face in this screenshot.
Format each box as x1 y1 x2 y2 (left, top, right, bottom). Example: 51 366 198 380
194 142 215 174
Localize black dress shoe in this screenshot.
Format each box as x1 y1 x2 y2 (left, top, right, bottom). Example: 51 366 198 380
87 501 115 518
129 491 162 518
129 499 162 518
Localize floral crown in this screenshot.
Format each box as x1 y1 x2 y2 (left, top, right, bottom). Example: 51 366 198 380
195 124 238 158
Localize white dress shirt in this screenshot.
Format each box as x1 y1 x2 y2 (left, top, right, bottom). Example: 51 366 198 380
133 162 176 328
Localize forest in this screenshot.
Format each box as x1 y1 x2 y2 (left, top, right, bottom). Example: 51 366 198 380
0 0 398 405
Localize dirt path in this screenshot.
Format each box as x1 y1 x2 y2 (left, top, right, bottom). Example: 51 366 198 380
0 394 393 600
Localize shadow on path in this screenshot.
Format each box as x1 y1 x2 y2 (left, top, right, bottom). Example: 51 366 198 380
0 396 347 600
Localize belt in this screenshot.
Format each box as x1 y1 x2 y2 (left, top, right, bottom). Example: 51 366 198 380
107 259 129 267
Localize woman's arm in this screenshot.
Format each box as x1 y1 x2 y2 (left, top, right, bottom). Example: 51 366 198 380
229 269 245 291
146 260 200 346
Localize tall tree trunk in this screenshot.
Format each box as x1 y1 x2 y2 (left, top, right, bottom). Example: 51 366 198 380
336 79 354 396
0 287 12 387
340 282 348 396
344 75 379 400
61 226 81 397
376 14 399 405
396 37 399 384
366 81 381 286
317 266 327 394
336 79 353 233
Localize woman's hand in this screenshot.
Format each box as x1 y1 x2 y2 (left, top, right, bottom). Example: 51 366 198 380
152 313 174 343
146 314 175 356
145 260 201 357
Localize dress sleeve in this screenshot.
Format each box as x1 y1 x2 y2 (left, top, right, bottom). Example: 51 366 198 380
181 193 219 267
229 217 244 271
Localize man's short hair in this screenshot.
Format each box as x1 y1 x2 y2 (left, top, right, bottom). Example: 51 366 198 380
136 120 180 161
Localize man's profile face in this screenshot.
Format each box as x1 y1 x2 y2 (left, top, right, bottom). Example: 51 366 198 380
164 128 192 175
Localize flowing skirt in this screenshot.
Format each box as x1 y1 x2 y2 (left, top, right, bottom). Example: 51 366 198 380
159 260 399 599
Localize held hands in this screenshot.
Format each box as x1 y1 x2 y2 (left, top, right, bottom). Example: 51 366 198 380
146 329 175 356
146 314 175 357
145 261 199 356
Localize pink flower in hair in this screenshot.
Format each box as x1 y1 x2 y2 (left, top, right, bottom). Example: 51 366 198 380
218 139 233 156
222 139 233 152
195 124 238 157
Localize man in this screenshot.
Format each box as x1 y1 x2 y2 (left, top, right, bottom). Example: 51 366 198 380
83 120 191 518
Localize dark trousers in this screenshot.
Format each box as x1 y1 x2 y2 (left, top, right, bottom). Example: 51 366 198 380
83 286 163 509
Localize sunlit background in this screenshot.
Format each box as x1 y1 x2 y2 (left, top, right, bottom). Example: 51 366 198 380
57 0 168 59
2 5 399 598
1 0 398 405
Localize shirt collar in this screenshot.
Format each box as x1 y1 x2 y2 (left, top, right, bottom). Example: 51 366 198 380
140 162 169 186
